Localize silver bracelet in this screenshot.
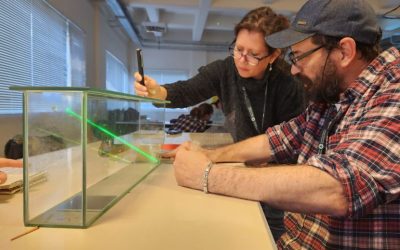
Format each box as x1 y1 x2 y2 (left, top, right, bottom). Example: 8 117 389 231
203 161 213 194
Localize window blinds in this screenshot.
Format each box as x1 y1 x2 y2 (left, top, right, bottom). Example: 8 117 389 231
0 0 85 114
69 23 86 87
106 51 129 94
0 0 31 114
32 0 67 88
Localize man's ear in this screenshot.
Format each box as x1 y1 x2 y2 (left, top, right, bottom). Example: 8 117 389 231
337 37 357 68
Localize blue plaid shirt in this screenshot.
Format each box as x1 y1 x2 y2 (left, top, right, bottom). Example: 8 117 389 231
169 114 208 133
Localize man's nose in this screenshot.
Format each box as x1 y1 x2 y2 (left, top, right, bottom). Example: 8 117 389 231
291 64 300 75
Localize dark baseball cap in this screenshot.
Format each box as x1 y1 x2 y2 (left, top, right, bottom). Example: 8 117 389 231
266 0 382 48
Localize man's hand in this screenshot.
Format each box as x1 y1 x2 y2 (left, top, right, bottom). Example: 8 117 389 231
173 143 211 190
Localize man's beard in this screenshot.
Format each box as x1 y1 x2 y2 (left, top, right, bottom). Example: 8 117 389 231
296 59 342 104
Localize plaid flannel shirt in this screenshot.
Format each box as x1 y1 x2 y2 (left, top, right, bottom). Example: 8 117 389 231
267 47 400 249
169 114 208 133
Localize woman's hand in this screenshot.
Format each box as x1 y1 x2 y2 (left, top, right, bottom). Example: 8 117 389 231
134 72 167 100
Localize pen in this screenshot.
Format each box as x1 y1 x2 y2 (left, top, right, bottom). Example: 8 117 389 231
136 48 145 85
11 226 40 241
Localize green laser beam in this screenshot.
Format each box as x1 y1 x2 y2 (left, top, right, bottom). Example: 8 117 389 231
35 128 132 164
65 107 159 164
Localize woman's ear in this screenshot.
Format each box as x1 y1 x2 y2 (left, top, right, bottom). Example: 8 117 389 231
337 37 357 68
269 49 281 64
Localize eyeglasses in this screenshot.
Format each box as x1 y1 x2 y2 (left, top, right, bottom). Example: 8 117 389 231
288 45 324 66
229 46 270 66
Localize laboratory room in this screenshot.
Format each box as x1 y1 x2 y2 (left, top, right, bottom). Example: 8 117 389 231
0 0 399 249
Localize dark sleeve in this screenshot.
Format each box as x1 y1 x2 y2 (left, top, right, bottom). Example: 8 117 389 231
273 68 306 124
163 59 227 108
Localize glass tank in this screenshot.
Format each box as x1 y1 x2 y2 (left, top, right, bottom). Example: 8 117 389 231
10 86 168 228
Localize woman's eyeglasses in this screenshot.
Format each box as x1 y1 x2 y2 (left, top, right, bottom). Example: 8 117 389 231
229 46 270 66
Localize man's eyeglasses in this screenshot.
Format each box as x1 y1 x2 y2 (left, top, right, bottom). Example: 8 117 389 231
288 45 324 66
229 46 270 66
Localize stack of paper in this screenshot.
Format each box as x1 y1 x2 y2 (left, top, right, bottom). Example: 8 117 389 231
0 167 47 194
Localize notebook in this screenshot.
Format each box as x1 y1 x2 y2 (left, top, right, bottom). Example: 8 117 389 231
0 167 47 195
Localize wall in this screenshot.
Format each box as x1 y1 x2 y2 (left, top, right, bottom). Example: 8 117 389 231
140 48 227 77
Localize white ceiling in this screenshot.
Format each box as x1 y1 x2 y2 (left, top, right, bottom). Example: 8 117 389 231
119 0 400 50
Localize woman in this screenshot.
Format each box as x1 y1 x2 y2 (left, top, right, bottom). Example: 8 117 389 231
134 7 306 240
135 7 305 142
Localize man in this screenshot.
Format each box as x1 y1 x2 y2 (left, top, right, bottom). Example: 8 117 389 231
171 0 400 249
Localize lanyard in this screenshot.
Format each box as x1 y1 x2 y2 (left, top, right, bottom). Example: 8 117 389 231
241 80 268 134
